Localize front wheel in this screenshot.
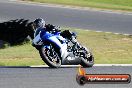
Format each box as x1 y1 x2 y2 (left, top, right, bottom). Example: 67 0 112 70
39 44 61 68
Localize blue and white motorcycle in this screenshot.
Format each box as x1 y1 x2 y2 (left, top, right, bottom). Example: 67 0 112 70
32 28 94 68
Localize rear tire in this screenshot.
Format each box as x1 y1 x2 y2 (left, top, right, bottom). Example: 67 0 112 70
80 53 94 67
79 47 94 67
39 45 61 68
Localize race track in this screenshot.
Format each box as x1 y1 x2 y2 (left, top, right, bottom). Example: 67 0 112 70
0 66 131 88
0 0 132 34
0 1 131 88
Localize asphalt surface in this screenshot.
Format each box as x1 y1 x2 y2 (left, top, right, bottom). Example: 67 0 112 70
0 66 131 88
0 0 132 34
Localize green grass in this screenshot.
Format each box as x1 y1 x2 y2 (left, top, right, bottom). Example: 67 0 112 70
22 0 132 11
0 28 132 66
0 43 44 66
70 28 132 64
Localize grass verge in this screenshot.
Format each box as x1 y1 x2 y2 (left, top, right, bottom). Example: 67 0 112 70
0 28 132 66
0 43 44 66
22 0 132 11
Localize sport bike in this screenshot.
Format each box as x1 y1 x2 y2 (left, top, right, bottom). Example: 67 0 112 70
33 28 94 68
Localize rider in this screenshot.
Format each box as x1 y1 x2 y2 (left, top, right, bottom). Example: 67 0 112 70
33 18 46 37
32 18 45 48
32 18 59 49
32 18 81 64
32 18 78 50
32 18 53 49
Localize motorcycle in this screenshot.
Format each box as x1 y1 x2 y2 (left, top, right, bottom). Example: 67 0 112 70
32 27 94 68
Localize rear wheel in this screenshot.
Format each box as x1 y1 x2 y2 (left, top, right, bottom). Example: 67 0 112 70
80 52 94 67
39 44 61 68
79 47 94 67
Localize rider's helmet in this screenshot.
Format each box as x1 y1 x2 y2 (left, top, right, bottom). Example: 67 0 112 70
33 18 45 29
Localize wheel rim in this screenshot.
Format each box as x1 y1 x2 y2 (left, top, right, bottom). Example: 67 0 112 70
43 46 61 66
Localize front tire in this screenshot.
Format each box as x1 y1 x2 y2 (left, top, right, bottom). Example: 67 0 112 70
39 44 61 68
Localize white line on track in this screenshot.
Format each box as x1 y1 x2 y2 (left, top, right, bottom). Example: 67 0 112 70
83 30 132 36
94 64 132 66
30 65 81 68
30 64 132 68
9 0 17 1
8 0 132 35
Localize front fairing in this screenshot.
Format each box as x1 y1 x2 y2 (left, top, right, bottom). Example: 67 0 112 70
41 32 66 46
40 32 53 41
41 32 68 59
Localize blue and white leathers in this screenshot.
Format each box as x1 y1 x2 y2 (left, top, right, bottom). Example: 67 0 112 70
32 31 43 45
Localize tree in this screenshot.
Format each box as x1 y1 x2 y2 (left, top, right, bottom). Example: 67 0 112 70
0 19 34 45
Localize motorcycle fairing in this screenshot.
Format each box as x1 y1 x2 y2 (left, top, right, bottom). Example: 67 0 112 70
42 32 69 60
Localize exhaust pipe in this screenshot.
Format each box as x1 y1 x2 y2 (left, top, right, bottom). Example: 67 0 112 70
62 56 82 65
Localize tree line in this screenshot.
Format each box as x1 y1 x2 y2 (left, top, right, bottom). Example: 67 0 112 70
0 19 34 47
